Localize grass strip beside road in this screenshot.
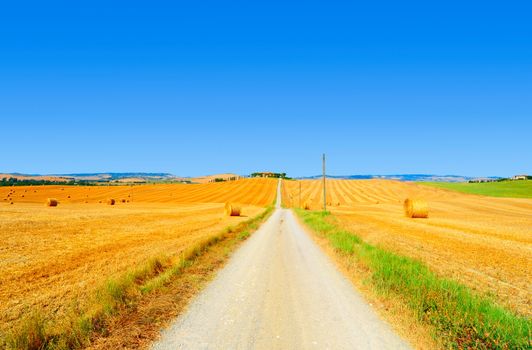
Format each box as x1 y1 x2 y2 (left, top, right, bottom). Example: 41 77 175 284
295 209 531 349
4 205 274 350
418 180 532 198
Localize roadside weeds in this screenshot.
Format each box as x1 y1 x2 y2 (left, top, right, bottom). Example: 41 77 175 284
3 206 274 350
295 209 531 350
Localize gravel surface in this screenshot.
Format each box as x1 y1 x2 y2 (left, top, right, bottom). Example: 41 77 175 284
152 181 410 349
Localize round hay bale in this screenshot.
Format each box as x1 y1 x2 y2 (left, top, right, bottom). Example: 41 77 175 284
121 199 126 203
303 202 310 210
403 198 428 218
46 198 58 207
10 201 13 205
224 203 241 216
107 199 116 205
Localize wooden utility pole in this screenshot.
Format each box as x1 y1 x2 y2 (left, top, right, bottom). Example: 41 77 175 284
299 181 302 209
323 153 326 212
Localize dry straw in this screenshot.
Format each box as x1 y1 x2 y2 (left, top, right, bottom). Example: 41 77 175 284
46 198 58 207
403 198 428 218
224 202 241 216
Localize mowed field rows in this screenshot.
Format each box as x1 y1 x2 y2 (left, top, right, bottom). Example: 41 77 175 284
0 177 275 206
0 178 277 336
282 179 532 316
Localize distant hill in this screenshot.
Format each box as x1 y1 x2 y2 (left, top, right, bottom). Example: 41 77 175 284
191 173 242 184
298 174 502 182
1 172 503 184
0 172 181 184
0 172 244 184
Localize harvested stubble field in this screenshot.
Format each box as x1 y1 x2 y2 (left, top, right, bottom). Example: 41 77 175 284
0 178 277 340
282 179 532 316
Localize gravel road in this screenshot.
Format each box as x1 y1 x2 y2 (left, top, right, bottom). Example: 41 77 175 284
152 181 410 349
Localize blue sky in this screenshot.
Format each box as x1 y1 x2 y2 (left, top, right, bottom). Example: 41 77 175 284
1 1 530 177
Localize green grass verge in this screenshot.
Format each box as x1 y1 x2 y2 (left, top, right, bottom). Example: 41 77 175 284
4 205 274 350
418 180 532 198
295 209 531 349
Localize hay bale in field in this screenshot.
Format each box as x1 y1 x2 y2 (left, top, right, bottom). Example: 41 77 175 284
403 198 428 218
121 199 126 203
303 202 311 210
46 198 58 207
67 195 71 198
107 198 116 205
225 202 241 216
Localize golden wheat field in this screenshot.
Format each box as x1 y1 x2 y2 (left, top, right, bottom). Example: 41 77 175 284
0 178 277 334
282 179 532 316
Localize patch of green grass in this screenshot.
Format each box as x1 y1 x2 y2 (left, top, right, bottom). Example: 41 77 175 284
5 205 274 350
295 209 531 349
418 180 532 198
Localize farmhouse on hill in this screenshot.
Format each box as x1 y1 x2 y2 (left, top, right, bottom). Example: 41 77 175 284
250 172 287 179
512 174 528 180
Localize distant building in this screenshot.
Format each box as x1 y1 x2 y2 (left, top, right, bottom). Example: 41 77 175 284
253 172 275 178
512 174 528 180
250 172 287 179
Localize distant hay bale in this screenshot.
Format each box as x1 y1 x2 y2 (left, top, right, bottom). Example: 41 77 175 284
46 198 58 207
303 202 310 210
10 201 13 205
121 199 126 203
107 199 116 205
67 195 71 198
225 203 241 216
403 198 428 218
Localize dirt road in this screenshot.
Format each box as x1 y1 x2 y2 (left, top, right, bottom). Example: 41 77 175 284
152 181 409 349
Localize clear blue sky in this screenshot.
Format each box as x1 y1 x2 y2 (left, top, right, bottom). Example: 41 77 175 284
1 1 530 177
